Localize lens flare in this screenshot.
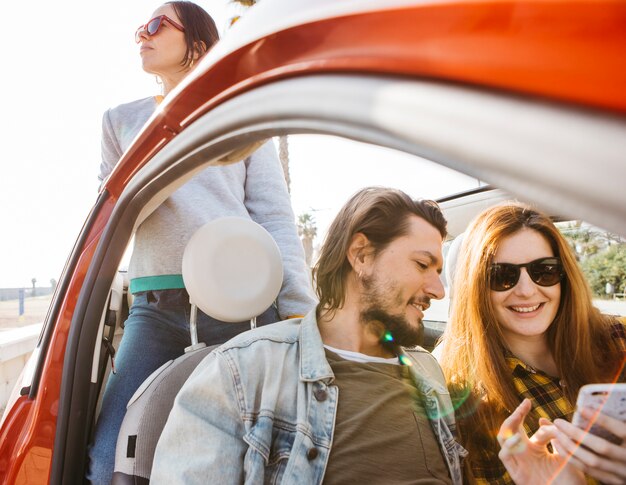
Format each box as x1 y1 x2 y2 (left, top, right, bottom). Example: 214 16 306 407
450 385 472 413
503 433 527 454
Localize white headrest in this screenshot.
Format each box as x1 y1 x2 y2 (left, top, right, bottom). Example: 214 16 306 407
444 232 465 299
182 217 283 322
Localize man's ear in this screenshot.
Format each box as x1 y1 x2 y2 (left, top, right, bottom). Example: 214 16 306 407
347 233 372 274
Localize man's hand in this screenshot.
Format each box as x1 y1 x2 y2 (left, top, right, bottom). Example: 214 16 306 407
497 399 584 485
551 407 626 485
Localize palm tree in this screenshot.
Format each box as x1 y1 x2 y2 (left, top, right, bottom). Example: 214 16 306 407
278 135 291 193
297 213 318 266
230 0 292 192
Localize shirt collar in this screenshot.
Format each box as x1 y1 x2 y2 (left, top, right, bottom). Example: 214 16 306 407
298 309 335 383
504 350 537 373
504 348 556 378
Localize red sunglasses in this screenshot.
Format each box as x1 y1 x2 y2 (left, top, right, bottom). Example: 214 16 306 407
135 15 185 43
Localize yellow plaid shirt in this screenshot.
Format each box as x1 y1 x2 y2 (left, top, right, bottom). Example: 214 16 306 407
472 320 626 485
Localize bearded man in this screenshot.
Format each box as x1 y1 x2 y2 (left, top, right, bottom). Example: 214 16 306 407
153 186 467 485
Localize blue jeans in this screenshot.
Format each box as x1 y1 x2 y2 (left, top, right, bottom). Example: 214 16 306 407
86 290 279 485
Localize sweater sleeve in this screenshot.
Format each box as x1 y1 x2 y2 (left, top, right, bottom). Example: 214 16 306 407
98 108 123 187
243 140 317 319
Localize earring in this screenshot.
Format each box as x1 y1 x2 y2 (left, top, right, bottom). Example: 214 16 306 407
358 270 362 279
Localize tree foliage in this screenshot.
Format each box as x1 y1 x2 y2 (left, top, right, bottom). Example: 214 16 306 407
560 222 625 297
297 213 317 239
297 212 317 266
581 244 626 296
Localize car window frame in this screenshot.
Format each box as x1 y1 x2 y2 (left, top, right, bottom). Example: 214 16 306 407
51 73 626 483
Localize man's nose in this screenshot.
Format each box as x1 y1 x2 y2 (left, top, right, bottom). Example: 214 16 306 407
426 273 445 300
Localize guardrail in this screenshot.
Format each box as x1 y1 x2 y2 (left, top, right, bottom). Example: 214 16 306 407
0 323 43 409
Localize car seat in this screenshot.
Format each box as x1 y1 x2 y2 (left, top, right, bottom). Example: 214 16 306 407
111 345 218 484
111 217 284 484
444 232 465 303
431 232 465 361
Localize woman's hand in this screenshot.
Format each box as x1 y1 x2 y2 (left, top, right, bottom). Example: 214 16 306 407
497 399 585 485
551 407 626 485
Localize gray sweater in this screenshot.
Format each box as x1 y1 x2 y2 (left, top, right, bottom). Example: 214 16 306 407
99 96 316 318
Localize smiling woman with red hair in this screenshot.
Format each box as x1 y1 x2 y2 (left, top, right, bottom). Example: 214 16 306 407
438 202 626 484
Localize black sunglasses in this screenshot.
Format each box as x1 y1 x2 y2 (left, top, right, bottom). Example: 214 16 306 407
490 257 564 292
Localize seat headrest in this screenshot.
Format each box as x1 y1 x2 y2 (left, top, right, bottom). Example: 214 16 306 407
182 217 283 322
444 232 465 300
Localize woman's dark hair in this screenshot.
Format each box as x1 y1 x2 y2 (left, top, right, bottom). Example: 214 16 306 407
167 1 219 68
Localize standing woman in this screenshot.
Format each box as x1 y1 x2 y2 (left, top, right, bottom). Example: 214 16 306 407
89 2 316 483
438 203 626 484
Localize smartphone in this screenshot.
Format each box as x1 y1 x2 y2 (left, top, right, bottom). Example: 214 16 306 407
572 383 626 445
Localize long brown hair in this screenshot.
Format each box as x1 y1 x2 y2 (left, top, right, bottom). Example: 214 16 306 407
312 186 446 315
439 202 623 478
167 1 219 67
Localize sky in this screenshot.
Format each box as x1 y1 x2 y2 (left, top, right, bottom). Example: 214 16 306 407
0 0 478 289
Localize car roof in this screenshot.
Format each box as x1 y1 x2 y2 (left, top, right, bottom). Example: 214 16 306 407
101 0 626 198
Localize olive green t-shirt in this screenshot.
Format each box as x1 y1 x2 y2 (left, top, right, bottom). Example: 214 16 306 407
323 349 451 484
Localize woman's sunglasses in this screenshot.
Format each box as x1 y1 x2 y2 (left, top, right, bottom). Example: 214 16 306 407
490 257 564 292
135 15 185 44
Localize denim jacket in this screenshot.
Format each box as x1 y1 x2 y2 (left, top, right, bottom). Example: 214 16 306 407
152 311 467 484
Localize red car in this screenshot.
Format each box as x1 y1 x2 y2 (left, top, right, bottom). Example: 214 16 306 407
1 0 625 483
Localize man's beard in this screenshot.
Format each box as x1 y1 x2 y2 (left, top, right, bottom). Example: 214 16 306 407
359 274 424 350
